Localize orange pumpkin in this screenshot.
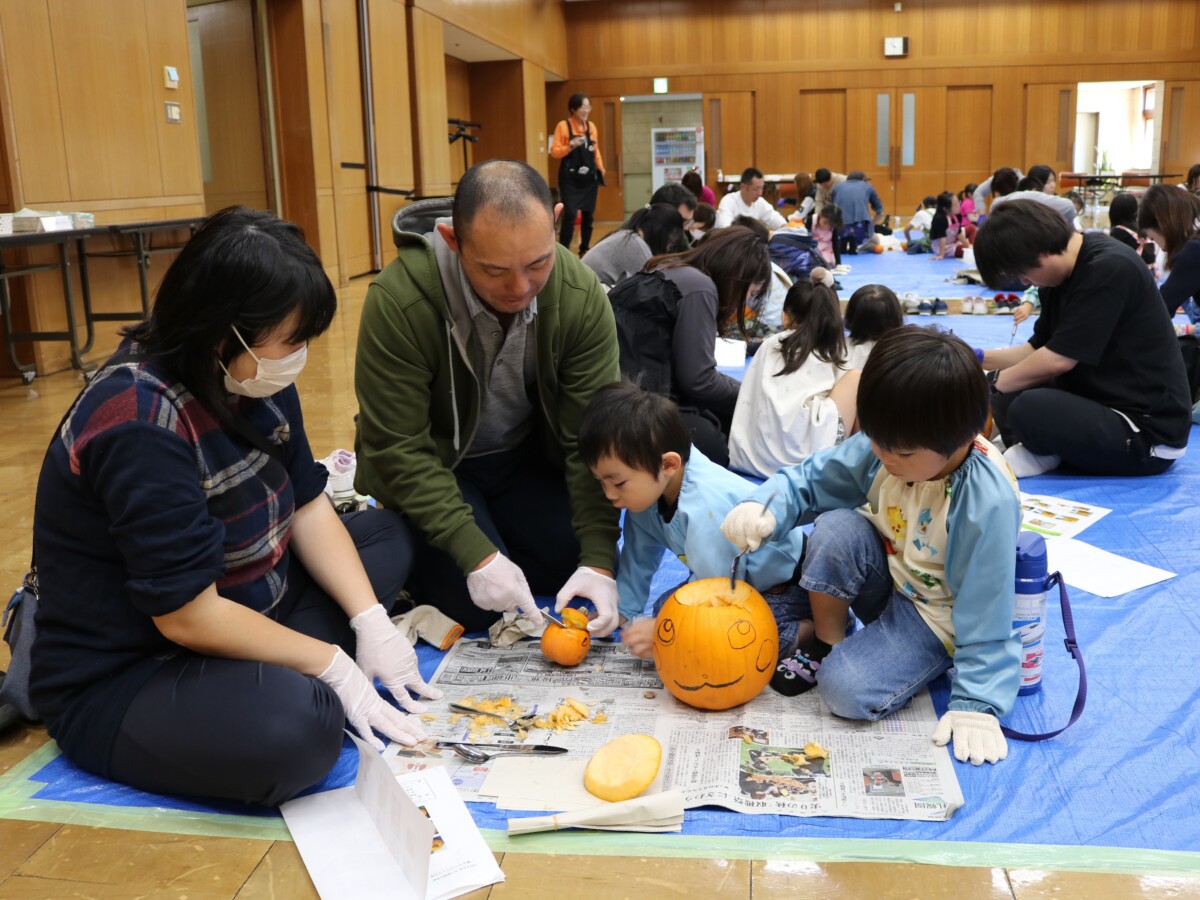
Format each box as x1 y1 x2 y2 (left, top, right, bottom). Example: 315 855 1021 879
873 243 885 254
541 607 592 667
651 578 778 710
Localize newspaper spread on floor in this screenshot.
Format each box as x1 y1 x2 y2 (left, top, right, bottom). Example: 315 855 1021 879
407 639 963 822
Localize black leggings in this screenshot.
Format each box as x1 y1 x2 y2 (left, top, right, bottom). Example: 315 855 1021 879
407 439 581 633
992 386 1176 477
107 508 414 806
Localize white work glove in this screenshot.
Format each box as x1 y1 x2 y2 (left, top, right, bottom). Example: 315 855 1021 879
317 646 428 751
932 710 1008 765
466 553 544 627
720 502 778 552
350 604 443 712
555 567 620 637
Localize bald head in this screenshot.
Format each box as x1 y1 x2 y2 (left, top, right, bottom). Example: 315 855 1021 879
452 159 554 247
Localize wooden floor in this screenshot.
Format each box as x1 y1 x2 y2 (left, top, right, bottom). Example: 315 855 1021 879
1 274 1198 898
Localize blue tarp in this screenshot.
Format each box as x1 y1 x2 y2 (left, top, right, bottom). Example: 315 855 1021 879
8 300 1200 862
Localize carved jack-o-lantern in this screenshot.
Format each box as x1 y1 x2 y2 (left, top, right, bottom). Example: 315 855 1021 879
651 578 778 710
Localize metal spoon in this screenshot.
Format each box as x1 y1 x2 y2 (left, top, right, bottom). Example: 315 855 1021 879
730 489 778 590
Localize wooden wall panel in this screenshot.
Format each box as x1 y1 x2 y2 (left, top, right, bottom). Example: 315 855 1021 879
945 86 992 195
445 55 472 187
0 2 71 202
193 0 269 213
469 60 526 167
408 6 450 195
47 0 163 201
796 90 847 178
147 0 202 199
366 0 413 251
522 60 547 181
1025 83 1077 178
703 92 754 185
1161 80 1200 180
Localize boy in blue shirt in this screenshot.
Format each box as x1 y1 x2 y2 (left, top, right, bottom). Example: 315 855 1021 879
579 382 808 658
723 327 1022 766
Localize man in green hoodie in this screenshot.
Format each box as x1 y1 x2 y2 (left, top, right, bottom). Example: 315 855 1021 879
354 160 622 636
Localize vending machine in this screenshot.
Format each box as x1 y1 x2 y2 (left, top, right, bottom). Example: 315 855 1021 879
651 126 705 194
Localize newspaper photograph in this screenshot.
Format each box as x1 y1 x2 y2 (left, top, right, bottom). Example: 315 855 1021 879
402 639 963 822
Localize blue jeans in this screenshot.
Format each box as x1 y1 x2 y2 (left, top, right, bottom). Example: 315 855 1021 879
794 509 952 720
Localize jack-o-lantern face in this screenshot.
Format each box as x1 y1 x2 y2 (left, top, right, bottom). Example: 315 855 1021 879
651 578 778 710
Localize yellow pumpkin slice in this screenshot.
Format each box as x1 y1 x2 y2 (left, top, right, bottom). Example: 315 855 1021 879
560 607 591 630
583 734 662 802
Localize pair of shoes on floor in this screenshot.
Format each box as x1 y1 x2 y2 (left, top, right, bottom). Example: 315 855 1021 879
1003 443 1061 477
833 264 852 275
770 649 821 696
962 296 989 315
902 291 921 315
994 293 1021 314
916 298 948 315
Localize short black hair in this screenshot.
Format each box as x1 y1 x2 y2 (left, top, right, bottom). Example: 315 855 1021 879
1027 164 1056 188
650 182 698 211
579 380 691 474
935 191 955 212
973 199 1073 289
845 284 903 344
692 202 716 230
624 203 685 256
814 168 832 184
991 167 1019 197
1016 175 1043 192
740 167 764 184
817 203 843 229
123 206 336 422
1108 192 1139 230
680 171 704 198
858 326 988 456
732 215 770 242
452 159 552 246
568 93 589 113
920 195 937 210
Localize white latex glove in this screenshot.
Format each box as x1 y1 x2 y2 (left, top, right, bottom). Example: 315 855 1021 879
317 646 428 751
350 604 443 712
932 710 1008 765
720 502 777 552
466 553 544 627
555 567 619 637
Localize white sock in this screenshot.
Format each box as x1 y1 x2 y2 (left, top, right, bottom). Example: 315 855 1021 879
1003 443 1061 478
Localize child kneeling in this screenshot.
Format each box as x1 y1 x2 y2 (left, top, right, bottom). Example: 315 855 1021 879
722 327 1022 765
580 381 809 658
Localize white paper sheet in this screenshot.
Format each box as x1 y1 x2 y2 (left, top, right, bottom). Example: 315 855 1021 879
715 337 747 367
281 734 503 900
1045 537 1175 597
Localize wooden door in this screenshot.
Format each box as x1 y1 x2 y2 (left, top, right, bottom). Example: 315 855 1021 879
796 90 846 177
593 97 625 224
846 88 944 218
703 92 755 191
1160 81 1200 183
944 86 993 200
1024 83 1077 177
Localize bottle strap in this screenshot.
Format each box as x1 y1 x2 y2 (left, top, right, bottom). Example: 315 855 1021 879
1001 572 1086 742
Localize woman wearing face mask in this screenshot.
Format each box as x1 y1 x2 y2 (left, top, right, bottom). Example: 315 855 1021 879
28 207 434 807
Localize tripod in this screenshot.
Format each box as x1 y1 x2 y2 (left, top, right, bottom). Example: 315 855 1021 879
448 118 481 173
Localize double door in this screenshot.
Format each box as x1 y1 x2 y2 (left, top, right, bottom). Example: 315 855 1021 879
846 87 947 218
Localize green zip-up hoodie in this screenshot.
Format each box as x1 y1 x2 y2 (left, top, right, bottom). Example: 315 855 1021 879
354 222 620 575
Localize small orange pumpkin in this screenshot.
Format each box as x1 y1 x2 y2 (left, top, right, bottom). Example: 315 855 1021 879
652 578 778 710
541 607 592 667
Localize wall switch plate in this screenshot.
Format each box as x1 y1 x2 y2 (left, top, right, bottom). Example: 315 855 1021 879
884 36 909 57
165 101 182 123
164 65 179 89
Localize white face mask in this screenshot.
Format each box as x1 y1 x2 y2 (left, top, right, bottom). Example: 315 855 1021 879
220 325 307 398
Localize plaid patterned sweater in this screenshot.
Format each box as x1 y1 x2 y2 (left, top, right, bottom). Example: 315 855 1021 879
30 346 327 777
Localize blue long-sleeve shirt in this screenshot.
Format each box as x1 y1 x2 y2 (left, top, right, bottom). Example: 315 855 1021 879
749 432 1023 717
616 448 806 622
831 178 884 225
